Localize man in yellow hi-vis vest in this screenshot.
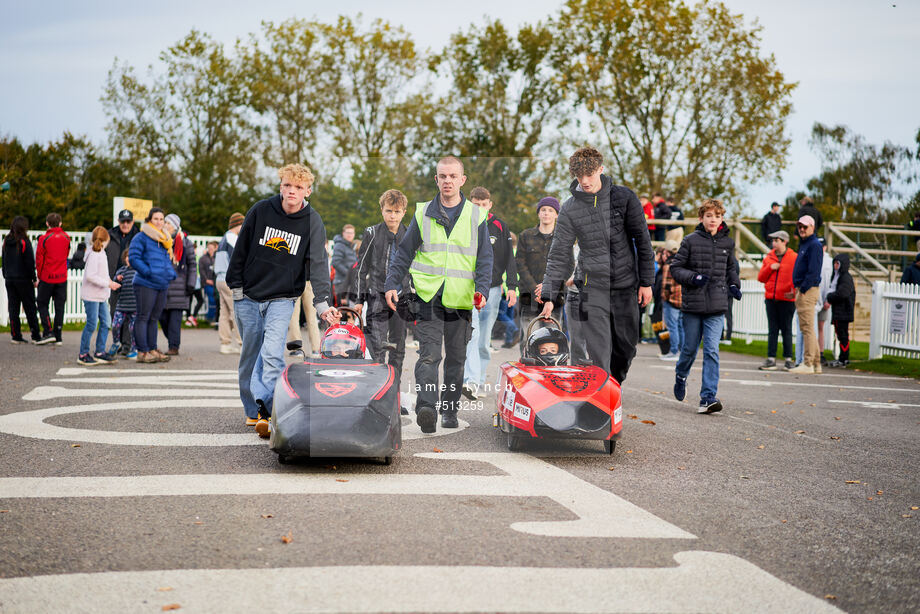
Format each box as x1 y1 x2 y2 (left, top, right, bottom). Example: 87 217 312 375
384 156 494 433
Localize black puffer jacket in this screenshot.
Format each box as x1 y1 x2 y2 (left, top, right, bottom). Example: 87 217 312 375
164 234 197 310
541 175 654 301
826 254 855 322
669 223 740 315
516 226 559 302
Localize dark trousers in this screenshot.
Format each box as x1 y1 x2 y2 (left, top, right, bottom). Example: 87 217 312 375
134 285 167 353
37 280 67 340
834 320 850 362
413 297 472 414
6 280 41 341
582 286 640 384
365 293 407 373
189 289 204 318
764 299 795 359
159 308 183 350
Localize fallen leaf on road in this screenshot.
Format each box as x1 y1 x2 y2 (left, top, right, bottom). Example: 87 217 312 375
678 466 686 470
912 506 919 511
744 411 754 415
877 491 884 495
71 444 81 448
641 420 656 425
0 510 9 513
607 466 615 471
824 595 836 600
281 531 293 544
781 519 787 523
771 410 778 414
834 416 841 420
845 480 861 484
867 497 874 501
783 401 794 405
625 450 633 454
627 414 638 420
162 605 181 611
323 465 337 470
193 521 203 525
335 479 348 483
902 514 913 518
260 514 273 519
810 403 816 407
745 438 751 441
757 445 765 449
740 475 750 479
432 448 443 453
156 587 173 592
829 436 840 440
795 430 805 434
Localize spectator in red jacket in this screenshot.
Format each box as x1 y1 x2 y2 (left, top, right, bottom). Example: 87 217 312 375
756 230 797 370
35 212 71 345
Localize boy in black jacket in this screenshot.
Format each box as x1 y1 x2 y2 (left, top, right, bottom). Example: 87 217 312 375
227 163 339 437
825 253 855 367
669 199 741 414
351 189 410 374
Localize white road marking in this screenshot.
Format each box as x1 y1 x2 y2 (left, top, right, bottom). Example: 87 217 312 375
828 399 920 409
0 452 693 539
645 364 918 386
55 368 233 376
23 386 241 401
0 552 841 614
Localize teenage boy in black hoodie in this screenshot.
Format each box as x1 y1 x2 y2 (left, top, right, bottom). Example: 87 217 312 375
825 253 855 367
227 164 339 437
351 189 410 375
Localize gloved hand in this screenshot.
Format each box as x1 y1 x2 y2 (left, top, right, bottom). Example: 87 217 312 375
729 285 742 300
691 274 709 287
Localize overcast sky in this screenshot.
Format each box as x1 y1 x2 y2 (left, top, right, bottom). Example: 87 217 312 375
2 0 917 211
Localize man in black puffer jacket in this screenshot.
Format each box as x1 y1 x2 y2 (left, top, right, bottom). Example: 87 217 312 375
669 199 741 414
540 147 654 384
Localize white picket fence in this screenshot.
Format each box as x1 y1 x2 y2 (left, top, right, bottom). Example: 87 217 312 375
730 279 836 352
869 282 920 360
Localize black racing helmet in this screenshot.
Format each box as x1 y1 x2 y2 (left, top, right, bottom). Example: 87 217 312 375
525 326 570 366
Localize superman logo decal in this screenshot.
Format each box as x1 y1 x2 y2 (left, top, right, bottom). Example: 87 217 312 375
315 382 357 398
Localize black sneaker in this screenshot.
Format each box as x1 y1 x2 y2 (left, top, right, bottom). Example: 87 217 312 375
94 351 115 363
10 337 27 345
255 399 270 421
400 406 409 416
698 398 723 414
758 358 778 371
461 383 478 400
35 333 56 346
500 341 515 349
783 359 794 370
673 375 687 401
77 353 98 366
416 406 437 434
440 411 459 429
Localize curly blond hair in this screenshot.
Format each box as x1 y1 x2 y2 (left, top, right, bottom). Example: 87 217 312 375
278 164 315 186
697 199 725 218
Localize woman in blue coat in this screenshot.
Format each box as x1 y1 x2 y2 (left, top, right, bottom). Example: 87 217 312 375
129 207 177 363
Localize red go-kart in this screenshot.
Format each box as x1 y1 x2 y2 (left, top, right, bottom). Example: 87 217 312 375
270 307 401 464
495 317 622 454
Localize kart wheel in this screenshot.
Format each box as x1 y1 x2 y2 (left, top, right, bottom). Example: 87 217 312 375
604 440 615 455
382 456 392 466
278 454 292 464
506 429 523 452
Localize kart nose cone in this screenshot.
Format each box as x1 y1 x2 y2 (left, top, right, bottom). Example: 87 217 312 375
533 401 611 438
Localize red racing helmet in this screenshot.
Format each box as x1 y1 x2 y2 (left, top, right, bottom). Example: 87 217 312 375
320 323 366 359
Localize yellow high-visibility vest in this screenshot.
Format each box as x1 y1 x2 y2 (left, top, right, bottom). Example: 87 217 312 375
409 199 484 309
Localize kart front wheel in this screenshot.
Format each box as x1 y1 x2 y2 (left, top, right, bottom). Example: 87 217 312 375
603 440 616 455
278 454 293 464
506 429 523 452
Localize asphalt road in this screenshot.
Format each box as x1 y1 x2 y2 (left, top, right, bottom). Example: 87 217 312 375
0 327 918 613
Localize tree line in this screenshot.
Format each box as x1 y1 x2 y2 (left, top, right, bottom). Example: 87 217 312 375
1 0 917 237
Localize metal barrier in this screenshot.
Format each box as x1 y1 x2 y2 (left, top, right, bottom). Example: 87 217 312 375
869 282 920 360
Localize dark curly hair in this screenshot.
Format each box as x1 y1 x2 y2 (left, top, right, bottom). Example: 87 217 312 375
568 147 603 178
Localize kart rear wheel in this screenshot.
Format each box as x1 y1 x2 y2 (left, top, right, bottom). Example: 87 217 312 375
506 428 523 452
379 456 392 466
604 439 616 455
278 454 293 464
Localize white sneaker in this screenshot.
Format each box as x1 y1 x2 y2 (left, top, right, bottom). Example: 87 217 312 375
662 353 680 361
787 363 815 374
220 344 236 355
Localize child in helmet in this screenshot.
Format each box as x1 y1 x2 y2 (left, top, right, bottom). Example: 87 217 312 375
526 325 570 366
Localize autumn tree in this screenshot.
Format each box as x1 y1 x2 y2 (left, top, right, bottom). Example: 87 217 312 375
806 122 911 223
102 30 261 234
557 0 795 211
427 18 569 231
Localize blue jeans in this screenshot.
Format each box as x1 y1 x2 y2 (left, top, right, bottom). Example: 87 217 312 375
662 302 683 357
80 300 111 356
497 299 518 344
234 297 296 419
204 284 216 320
675 312 723 402
463 286 503 386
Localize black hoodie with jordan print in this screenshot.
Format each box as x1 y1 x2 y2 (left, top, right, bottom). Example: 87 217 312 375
227 194 332 312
